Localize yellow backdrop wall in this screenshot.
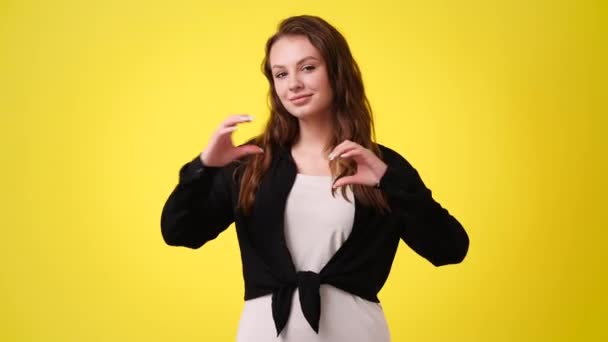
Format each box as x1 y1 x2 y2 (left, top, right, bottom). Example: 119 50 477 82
1 0 605 341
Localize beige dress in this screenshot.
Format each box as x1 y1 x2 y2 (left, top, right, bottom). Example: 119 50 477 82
236 174 391 342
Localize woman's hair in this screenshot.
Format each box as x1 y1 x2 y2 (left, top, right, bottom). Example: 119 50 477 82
236 15 389 215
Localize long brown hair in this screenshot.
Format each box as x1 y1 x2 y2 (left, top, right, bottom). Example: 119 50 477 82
236 15 389 215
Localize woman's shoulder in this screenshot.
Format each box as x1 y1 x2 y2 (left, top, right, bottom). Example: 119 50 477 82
375 143 416 169
376 143 403 160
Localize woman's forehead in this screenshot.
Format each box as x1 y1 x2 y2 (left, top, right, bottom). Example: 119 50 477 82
269 35 323 67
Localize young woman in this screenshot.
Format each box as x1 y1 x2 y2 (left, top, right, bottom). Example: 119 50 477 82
161 15 469 342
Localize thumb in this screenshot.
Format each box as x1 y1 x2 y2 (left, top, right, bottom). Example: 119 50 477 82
332 175 356 189
233 144 264 159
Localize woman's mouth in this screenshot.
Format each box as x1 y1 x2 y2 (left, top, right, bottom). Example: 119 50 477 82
290 94 313 105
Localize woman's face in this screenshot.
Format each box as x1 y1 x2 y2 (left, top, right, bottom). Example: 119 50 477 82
269 35 333 120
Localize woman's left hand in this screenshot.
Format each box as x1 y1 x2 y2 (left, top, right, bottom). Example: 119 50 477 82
329 140 388 189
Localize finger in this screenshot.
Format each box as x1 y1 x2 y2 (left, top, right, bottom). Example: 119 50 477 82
338 148 364 159
333 139 355 151
217 125 238 136
329 145 359 160
328 140 359 160
233 144 265 159
222 114 255 128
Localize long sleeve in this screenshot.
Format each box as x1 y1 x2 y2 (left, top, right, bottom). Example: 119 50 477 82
160 155 235 249
378 148 469 266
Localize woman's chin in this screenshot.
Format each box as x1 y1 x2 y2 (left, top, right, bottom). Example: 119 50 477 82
288 108 309 118
288 108 327 120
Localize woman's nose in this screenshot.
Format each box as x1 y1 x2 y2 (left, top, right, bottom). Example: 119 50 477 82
288 75 303 91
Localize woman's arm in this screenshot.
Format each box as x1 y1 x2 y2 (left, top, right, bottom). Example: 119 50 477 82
160 155 235 249
160 114 263 249
379 147 469 266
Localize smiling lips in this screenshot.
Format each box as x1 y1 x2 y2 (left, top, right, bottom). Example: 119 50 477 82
289 94 313 105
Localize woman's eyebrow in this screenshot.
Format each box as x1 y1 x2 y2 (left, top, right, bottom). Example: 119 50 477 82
271 56 319 69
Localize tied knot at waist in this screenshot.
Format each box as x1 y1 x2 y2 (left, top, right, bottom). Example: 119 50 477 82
271 271 322 336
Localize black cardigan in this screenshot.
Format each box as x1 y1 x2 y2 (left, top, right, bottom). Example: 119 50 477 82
161 143 469 336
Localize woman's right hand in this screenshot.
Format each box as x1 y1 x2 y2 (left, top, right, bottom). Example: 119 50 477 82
200 114 264 167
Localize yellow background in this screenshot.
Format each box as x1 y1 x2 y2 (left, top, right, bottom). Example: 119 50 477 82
1 0 606 341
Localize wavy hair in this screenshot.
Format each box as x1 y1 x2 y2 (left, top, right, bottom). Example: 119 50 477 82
236 15 389 215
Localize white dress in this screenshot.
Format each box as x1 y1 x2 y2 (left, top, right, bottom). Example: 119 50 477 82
236 174 391 342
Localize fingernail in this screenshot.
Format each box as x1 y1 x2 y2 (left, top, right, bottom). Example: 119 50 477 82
246 115 254 121
328 152 336 160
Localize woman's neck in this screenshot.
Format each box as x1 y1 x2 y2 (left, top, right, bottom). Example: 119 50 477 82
293 114 334 155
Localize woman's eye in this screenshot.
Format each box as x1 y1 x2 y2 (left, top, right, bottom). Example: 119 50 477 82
303 65 316 71
275 72 287 79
